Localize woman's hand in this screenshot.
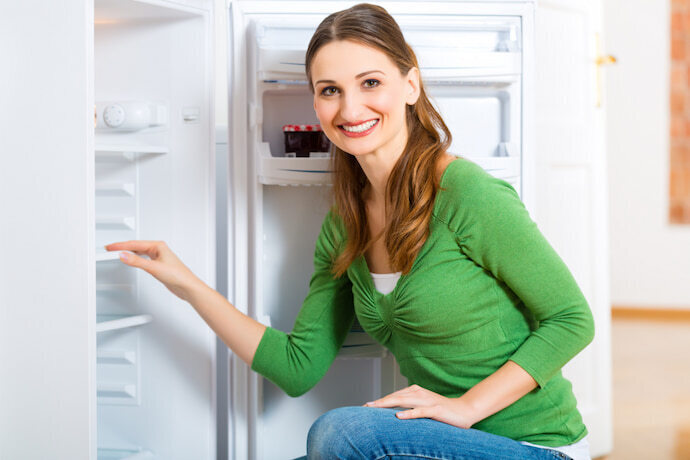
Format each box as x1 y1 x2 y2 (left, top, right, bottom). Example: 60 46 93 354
105 240 203 302
364 384 478 429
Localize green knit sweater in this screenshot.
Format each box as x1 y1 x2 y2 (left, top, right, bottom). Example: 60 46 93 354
251 158 595 447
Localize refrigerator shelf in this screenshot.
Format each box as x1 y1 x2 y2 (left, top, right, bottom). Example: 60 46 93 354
96 314 153 333
97 447 154 460
95 144 168 161
258 142 333 185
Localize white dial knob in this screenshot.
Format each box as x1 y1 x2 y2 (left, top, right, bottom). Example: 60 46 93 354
103 104 126 128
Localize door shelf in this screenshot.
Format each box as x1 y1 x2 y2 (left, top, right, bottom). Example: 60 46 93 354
96 251 127 263
258 142 333 186
96 314 153 333
96 216 136 231
97 349 137 365
97 284 134 294
95 144 168 161
97 447 154 460
97 382 137 400
96 182 136 196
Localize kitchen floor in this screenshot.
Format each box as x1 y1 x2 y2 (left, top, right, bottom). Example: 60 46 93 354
608 316 690 459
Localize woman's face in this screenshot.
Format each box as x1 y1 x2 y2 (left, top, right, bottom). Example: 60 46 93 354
310 40 420 160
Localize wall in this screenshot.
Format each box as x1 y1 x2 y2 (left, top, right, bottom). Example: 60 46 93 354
604 0 690 308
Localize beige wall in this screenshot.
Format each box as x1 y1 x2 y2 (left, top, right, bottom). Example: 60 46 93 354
604 0 690 308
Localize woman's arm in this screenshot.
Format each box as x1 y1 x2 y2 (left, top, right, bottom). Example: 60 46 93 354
369 160 593 427
365 360 536 429
107 210 355 398
106 240 265 366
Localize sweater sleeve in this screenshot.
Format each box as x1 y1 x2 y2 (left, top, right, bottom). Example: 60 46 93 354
448 160 595 387
250 210 355 397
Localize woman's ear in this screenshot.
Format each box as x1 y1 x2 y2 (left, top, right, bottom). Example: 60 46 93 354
405 67 421 105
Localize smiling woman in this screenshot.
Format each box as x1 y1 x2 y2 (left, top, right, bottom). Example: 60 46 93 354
305 10 453 277
106 3 595 459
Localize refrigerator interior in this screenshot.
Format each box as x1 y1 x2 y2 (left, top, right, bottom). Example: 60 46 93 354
93 0 215 458
235 8 523 459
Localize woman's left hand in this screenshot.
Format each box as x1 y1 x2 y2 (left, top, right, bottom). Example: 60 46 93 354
364 384 477 429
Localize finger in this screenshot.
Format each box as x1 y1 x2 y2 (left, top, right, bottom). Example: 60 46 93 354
365 385 428 407
395 405 439 420
118 250 156 273
365 393 436 409
106 240 163 258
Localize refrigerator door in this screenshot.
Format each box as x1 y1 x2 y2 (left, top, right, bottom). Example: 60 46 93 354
94 0 218 459
0 2 95 458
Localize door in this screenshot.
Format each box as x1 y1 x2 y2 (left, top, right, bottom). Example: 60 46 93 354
0 1 96 459
531 1 613 456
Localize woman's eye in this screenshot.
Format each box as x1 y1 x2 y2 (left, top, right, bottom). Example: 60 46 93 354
320 86 338 96
363 79 380 88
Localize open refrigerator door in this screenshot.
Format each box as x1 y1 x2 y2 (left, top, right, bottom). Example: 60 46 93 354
93 0 217 458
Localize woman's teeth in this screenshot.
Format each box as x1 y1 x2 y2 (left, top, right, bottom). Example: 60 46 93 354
341 119 378 133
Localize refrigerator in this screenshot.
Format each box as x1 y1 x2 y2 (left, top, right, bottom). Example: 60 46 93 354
0 0 610 459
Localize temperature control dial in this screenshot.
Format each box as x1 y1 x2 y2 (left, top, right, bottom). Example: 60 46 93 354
102 104 126 128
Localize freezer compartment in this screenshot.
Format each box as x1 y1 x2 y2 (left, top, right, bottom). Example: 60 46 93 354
253 15 521 81
248 14 523 187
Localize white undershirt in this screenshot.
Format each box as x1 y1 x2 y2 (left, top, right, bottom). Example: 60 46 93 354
369 272 591 460
370 271 402 295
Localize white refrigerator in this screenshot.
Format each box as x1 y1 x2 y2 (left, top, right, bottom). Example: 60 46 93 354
0 1 610 459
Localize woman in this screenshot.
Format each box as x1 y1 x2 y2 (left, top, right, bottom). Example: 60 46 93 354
107 4 594 459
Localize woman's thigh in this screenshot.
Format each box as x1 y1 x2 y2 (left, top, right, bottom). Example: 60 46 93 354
305 406 569 460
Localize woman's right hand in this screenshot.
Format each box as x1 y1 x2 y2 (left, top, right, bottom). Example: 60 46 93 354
105 240 202 302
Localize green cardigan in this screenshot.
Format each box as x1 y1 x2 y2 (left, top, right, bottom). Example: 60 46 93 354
251 158 595 447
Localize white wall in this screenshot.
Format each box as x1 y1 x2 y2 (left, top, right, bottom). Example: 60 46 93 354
604 0 690 308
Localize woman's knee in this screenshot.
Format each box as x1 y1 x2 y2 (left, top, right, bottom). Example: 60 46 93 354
307 406 381 459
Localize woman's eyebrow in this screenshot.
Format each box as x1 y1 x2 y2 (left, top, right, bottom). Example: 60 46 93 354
355 69 385 78
314 70 385 86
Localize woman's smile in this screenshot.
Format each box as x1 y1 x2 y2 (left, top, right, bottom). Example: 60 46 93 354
339 118 380 137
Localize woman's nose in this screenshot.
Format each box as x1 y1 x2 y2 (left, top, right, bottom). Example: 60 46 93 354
339 91 364 122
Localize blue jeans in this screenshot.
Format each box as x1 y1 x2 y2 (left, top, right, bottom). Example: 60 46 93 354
297 406 572 460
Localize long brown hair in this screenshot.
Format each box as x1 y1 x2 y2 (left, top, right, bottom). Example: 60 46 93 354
305 3 452 276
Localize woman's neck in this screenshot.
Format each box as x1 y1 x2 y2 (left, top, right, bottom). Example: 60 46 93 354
355 130 409 203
